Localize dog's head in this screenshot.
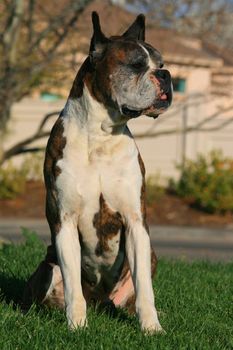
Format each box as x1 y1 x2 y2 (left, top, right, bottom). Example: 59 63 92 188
82 12 172 120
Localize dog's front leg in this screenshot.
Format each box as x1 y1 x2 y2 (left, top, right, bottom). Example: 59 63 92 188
56 216 86 329
125 217 163 333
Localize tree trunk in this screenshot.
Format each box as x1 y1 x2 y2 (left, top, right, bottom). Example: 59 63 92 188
0 101 12 164
0 102 11 133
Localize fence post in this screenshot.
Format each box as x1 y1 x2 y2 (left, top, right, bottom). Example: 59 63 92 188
181 101 188 169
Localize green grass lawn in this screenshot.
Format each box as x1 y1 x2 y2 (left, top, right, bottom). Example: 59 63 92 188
0 231 232 350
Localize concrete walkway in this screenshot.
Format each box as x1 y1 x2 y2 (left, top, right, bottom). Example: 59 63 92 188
0 218 232 262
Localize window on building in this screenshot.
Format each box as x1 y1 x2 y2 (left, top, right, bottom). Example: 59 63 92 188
172 78 186 93
40 91 62 102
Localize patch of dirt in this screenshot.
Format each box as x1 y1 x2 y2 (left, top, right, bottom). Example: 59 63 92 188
0 181 45 219
0 181 232 228
147 193 233 229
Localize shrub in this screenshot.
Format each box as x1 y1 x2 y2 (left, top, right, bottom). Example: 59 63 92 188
146 174 165 205
20 153 44 181
170 151 233 213
0 154 43 199
0 162 27 199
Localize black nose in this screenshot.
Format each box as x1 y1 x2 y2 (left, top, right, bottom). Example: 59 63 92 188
154 69 171 82
154 69 171 93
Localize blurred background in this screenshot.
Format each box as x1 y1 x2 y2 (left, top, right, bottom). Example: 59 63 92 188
0 0 233 261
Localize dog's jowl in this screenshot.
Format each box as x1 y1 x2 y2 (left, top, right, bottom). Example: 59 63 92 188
24 12 172 333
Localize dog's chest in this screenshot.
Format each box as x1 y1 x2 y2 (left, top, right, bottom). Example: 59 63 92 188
55 121 142 283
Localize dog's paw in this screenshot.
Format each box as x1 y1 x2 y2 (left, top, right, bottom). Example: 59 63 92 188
141 319 165 335
137 305 165 335
66 301 87 330
67 315 87 330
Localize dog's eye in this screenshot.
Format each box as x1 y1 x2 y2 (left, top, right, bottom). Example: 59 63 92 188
159 63 164 69
130 61 145 70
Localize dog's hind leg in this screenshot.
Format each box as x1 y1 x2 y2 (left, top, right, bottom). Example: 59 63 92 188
23 245 65 310
109 247 157 314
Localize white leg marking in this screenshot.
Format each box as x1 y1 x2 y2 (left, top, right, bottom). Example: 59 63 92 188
126 218 163 333
56 216 86 329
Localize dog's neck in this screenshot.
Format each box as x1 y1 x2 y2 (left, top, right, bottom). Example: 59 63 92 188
62 84 133 158
63 84 127 137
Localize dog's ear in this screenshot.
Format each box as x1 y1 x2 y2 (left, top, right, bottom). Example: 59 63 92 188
122 14 145 41
89 12 109 63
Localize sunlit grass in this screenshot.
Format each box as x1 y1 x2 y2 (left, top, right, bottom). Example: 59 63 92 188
0 230 232 350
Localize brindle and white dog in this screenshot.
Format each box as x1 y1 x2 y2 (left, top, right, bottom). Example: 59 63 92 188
24 12 172 333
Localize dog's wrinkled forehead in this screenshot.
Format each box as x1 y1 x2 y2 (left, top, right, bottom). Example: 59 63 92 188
105 40 163 70
142 42 164 67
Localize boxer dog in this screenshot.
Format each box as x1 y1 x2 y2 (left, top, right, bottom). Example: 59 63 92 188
24 12 172 333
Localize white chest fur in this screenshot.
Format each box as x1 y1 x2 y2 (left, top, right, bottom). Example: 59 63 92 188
55 99 143 278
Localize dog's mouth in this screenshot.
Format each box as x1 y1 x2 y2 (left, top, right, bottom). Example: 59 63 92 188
121 89 172 119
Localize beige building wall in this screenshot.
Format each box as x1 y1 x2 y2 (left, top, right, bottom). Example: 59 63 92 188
5 91 233 183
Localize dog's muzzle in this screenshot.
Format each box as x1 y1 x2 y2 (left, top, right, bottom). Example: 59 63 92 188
121 69 172 119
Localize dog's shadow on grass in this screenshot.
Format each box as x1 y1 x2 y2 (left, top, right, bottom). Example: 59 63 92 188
94 301 136 326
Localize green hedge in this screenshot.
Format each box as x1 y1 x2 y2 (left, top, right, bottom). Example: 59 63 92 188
0 154 43 199
170 151 233 213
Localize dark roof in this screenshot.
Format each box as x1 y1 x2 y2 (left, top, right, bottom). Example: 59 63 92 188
202 41 233 66
75 0 231 68
145 27 218 64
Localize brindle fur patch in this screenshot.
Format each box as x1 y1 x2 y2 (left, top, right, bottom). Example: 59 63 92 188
93 193 123 256
27 118 67 309
85 43 136 108
138 151 158 282
44 116 66 245
69 58 93 99
137 152 149 233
